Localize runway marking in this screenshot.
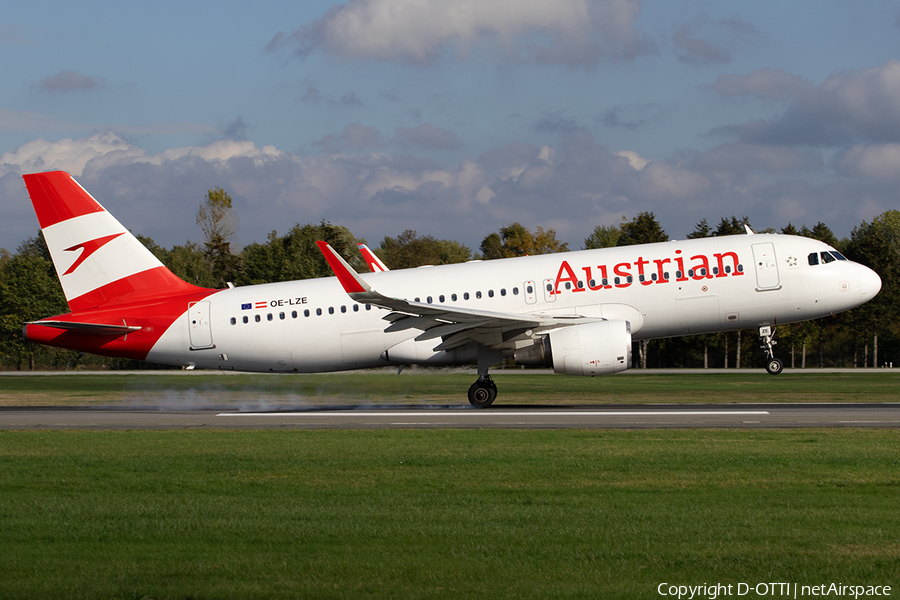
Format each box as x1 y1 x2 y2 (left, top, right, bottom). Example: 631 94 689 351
217 410 770 417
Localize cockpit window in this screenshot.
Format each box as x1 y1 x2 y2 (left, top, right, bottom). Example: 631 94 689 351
830 250 848 261
808 252 819 266
821 251 836 264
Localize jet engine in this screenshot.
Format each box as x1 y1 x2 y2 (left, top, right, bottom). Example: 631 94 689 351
514 320 632 376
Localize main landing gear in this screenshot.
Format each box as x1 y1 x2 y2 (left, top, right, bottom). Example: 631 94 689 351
759 325 784 375
468 376 497 408
468 345 503 408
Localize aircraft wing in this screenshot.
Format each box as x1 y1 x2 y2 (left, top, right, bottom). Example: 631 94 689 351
357 243 389 272
317 241 597 351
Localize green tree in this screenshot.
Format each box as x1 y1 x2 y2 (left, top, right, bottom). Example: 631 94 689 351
714 216 750 237
238 221 362 285
377 230 470 269
617 212 668 246
686 219 712 239
480 223 568 259
0 236 70 369
196 188 240 288
584 224 621 249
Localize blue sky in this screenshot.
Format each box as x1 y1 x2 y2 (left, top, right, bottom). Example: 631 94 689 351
3 0 900 253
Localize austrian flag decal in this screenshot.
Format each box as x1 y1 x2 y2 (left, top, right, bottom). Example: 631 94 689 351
254 301 267 309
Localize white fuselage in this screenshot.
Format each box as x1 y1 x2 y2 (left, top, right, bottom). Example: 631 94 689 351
146 234 881 373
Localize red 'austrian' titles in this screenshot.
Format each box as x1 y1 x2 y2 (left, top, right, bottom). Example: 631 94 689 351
553 249 744 294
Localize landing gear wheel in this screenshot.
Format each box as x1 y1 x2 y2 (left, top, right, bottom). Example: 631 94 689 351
765 357 784 375
468 378 497 408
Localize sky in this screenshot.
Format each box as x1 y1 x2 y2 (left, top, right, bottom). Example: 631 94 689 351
2 0 900 254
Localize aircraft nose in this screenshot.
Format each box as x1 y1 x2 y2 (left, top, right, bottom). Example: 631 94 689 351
860 265 882 299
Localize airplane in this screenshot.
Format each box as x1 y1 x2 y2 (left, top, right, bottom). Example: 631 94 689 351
20 170 882 407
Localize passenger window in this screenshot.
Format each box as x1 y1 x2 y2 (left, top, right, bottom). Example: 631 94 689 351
638 274 645 282
651 273 658 281
452 293 458 301
488 290 495 297
564 282 571 290
526 285 533 294
341 306 347 313
464 292 470 300
242 316 249 324
255 315 261 322
500 289 506 296
439 295 445 302
267 313 273 321
316 308 322 316
626 276 633 283
737 264 744 272
353 305 359 312
292 311 298 318
512 288 518 295
366 305 372 310
328 307 335 314
279 312 285 320
476 291 482 299
304 309 310 317
230 317 236 325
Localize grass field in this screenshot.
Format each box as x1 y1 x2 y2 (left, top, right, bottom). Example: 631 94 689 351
1 372 898 599
1 428 898 599
1 369 899 407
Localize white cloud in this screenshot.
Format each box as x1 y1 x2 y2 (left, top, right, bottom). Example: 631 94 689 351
0 132 141 176
269 0 652 67
837 143 900 182
2 129 896 256
715 60 900 145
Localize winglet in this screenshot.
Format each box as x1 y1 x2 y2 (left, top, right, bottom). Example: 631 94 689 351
316 241 372 294
744 224 755 235
357 243 389 272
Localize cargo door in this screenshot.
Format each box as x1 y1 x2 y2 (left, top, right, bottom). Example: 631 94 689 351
188 301 215 349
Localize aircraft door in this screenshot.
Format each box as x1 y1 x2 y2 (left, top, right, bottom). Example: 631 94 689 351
752 243 780 290
524 281 537 305
188 301 215 349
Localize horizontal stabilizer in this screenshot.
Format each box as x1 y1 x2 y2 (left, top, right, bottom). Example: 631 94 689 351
26 320 142 336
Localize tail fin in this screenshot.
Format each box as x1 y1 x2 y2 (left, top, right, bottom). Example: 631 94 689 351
23 171 209 312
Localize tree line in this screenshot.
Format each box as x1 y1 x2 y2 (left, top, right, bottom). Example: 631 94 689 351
1 188 898 370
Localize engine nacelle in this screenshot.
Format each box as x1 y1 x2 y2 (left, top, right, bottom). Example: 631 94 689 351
515 320 632 376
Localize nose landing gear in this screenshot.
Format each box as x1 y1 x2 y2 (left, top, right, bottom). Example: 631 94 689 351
759 325 783 375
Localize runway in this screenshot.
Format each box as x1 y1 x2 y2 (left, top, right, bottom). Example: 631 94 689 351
2 404 899 429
